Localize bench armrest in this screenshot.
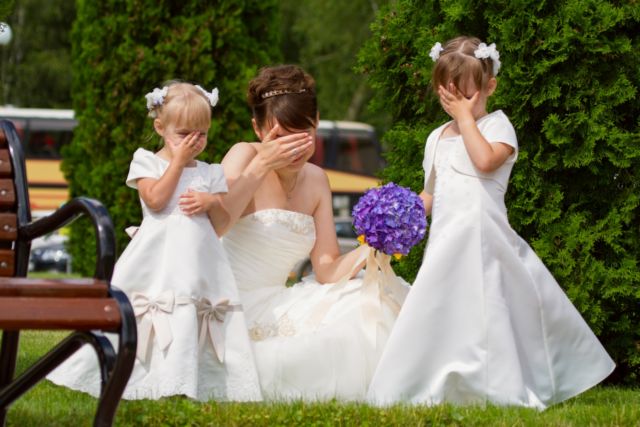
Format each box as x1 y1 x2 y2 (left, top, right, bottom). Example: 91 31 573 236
19 198 116 280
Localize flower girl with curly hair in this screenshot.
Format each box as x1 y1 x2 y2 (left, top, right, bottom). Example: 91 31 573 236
48 81 282 401
368 36 615 409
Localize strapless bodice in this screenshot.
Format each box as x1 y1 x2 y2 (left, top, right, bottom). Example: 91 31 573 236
222 209 316 291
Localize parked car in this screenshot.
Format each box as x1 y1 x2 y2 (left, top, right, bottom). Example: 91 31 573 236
290 216 359 282
29 233 71 273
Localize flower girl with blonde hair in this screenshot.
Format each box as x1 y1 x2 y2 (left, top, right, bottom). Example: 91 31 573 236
49 81 265 401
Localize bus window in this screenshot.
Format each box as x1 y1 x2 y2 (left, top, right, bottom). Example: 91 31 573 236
24 118 75 159
315 121 383 177
335 132 380 176
310 132 325 166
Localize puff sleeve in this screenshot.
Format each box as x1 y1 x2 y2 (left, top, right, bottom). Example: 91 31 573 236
479 111 518 155
208 163 228 194
125 148 163 189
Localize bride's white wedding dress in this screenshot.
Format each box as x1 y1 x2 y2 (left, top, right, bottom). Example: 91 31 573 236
222 209 408 401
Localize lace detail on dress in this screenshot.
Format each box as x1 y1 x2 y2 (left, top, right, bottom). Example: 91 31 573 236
251 209 315 236
248 313 297 341
217 349 263 401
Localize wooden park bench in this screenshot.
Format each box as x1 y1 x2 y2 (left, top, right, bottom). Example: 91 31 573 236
0 120 137 427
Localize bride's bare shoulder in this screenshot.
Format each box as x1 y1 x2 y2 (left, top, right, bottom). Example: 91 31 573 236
223 142 259 162
303 162 330 186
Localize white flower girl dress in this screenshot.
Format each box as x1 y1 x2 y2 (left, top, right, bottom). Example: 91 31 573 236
368 111 615 409
48 148 262 401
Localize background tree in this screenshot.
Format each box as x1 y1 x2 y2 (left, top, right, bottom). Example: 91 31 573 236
0 0 14 21
66 0 280 275
359 0 640 383
279 0 390 129
0 0 74 107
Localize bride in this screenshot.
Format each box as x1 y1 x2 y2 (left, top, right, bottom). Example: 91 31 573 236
180 64 409 401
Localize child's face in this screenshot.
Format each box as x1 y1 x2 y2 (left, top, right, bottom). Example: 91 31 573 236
458 76 495 110
162 123 208 157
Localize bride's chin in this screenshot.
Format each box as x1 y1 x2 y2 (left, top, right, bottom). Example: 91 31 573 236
287 157 308 170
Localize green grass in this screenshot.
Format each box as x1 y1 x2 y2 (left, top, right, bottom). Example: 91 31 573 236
27 271 82 279
4 331 639 426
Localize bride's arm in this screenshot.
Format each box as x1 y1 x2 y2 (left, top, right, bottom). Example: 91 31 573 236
309 171 368 284
196 129 312 236
209 143 267 235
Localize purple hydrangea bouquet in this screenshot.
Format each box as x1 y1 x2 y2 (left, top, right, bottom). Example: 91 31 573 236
352 182 427 258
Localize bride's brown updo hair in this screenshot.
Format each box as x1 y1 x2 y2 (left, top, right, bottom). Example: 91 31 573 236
247 65 317 132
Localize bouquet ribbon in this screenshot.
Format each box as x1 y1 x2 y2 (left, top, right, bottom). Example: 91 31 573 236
306 244 408 349
360 248 407 345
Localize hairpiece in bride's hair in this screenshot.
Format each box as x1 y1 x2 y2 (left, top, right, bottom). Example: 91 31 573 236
261 88 307 99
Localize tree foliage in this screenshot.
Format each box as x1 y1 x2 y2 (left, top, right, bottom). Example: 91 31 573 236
359 0 640 383
0 0 14 22
279 0 390 128
0 0 74 108
66 0 280 276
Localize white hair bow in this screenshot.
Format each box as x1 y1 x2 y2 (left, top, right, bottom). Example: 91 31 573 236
429 42 443 62
474 42 501 75
145 87 169 118
196 85 219 107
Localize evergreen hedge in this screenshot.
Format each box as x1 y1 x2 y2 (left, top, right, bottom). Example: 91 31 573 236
65 1 280 275
358 0 640 384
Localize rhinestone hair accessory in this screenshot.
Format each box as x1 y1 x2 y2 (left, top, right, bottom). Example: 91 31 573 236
261 88 307 99
145 84 219 118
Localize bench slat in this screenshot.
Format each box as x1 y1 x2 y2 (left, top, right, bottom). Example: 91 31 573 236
0 249 15 276
0 297 122 330
0 149 11 176
0 213 17 240
0 178 15 207
0 277 109 297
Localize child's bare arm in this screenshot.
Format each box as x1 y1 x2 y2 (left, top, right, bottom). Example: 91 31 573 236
419 190 433 216
137 132 203 211
438 84 513 172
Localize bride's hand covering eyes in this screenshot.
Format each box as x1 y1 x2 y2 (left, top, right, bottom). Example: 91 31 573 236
256 123 313 169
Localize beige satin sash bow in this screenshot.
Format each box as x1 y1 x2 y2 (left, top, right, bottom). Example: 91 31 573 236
132 291 183 362
198 298 243 363
306 244 407 348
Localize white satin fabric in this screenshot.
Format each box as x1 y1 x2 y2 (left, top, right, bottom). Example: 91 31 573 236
48 149 262 402
368 112 615 409
222 209 409 401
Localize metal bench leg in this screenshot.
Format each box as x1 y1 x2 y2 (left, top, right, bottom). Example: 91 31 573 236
93 289 136 427
0 331 116 412
0 331 19 427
